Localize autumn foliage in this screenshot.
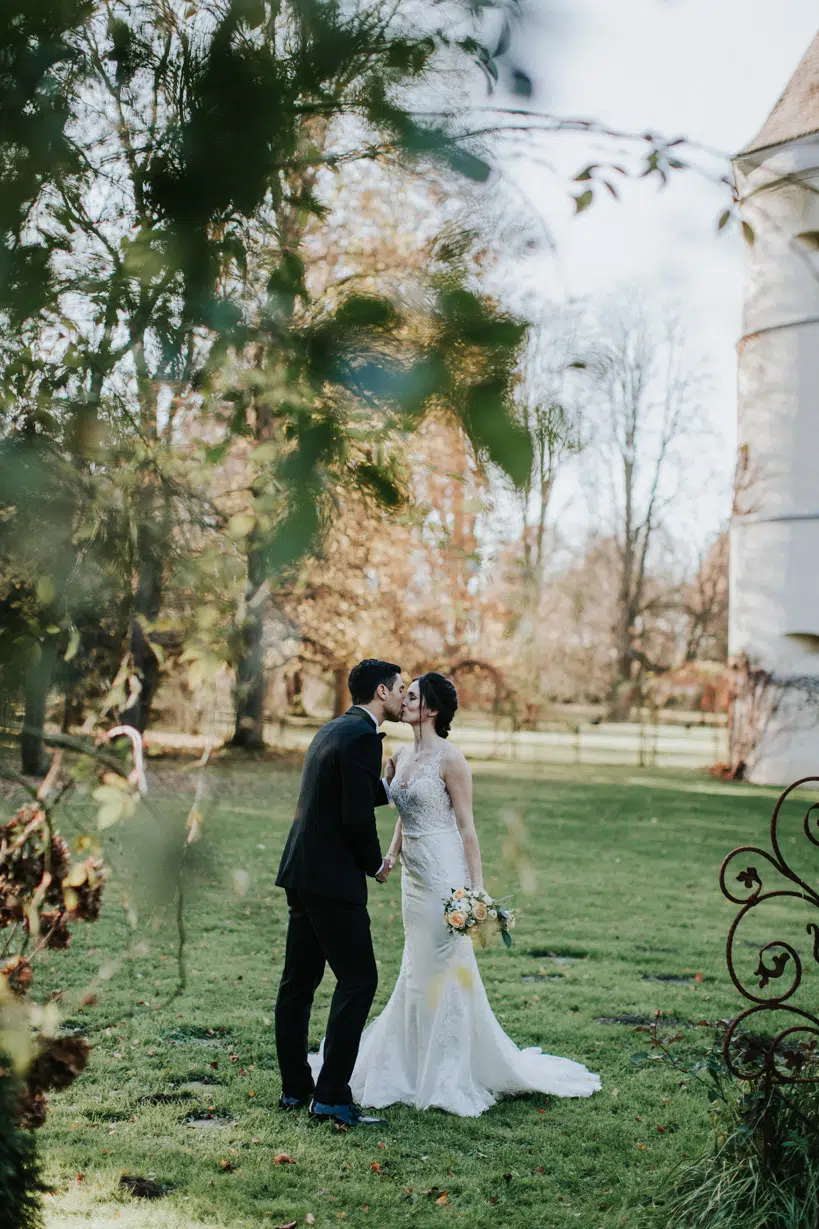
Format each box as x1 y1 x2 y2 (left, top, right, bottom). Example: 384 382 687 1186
0 779 103 1133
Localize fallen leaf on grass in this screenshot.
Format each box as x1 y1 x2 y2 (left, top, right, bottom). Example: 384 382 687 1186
435 1193 449 1206
273 1153 295 1165
488 1196 499 1205
273 1222 296 1229
657 1124 666 1133
420 1184 447 1204
75 1173 84 1184
370 1162 382 1173
220 1160 237 1172
306 1216 316 1225
535 1166 545 1174
636 1144 647 1151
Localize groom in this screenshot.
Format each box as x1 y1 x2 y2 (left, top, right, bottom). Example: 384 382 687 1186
274 658 404 1128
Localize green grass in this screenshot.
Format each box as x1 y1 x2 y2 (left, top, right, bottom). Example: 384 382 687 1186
10 759 811 1228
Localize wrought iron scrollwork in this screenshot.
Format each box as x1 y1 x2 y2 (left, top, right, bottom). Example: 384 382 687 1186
720 776 819 1084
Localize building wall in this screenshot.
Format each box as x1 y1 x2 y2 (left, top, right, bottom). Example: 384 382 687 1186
730 134 819 784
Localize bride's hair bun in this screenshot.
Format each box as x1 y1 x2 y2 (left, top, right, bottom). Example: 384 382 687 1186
417 672 458 739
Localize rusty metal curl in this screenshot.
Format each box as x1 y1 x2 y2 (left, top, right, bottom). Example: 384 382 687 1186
720 776 819 1084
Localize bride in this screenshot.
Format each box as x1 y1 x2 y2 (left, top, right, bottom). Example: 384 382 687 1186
323 671 601 1118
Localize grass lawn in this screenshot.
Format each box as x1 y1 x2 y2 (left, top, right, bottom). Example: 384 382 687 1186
9 757 811 1228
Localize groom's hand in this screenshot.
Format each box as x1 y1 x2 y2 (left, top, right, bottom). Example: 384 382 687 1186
384 756 396 784
375 856 393 883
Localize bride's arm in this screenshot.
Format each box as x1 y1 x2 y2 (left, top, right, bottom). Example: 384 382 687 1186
385 818 403 868
442 748 483 891
384 748 404 869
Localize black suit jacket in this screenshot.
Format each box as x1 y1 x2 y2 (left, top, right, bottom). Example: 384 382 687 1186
276 707 388 905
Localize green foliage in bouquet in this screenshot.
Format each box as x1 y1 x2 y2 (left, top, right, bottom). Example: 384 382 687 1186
443 886 517 948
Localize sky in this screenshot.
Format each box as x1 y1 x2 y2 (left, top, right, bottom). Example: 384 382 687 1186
489 0 818 548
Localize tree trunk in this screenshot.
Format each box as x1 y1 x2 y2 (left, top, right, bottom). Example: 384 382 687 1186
61 687 83 733
286 667 306 716
230 544 267 750
20 638 58 776
120 500 166 734
333 667 348 718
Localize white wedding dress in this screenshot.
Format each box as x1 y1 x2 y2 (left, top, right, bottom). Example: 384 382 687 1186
311 746 601 1117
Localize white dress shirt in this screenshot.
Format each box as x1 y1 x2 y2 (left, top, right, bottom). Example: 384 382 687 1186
355 706 392 803
353 705 392 880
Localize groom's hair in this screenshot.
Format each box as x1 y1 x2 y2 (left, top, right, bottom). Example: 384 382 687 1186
348 659 402 705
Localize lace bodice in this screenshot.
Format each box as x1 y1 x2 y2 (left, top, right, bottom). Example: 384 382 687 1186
391 747 457 837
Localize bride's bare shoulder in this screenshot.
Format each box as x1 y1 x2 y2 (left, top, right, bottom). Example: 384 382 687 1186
441 742 469 774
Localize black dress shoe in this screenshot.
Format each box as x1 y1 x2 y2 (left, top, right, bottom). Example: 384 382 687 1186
309 1100 387 1127
279 1094 310 1110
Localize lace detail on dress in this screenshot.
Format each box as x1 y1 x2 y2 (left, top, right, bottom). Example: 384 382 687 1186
391 747 457 837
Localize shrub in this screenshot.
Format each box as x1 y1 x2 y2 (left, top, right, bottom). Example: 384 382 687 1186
637 1012 819 1228
0 1065 44 1229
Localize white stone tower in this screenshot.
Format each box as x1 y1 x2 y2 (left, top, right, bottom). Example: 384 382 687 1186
730 33 819 785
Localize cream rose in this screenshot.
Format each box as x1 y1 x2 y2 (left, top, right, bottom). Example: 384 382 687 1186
505 914 516 930
448 911 467 929
472 901 488 922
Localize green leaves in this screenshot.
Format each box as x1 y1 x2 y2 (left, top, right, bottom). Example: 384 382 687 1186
92 775 139 830
234 0 267 29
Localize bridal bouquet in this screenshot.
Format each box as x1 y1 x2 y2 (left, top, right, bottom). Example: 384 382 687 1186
443 887 517 948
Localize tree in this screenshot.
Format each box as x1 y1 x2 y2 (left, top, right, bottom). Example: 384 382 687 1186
579 301 708 706
0 0 536 766
681 529 729 664
513 304 583 596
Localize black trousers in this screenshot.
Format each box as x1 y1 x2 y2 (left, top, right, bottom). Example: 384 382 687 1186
275 888 378 1106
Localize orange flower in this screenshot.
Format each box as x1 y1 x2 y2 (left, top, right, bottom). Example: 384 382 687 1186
448 911 467 929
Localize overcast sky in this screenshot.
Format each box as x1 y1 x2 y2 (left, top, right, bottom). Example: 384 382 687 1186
491 1 818 547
